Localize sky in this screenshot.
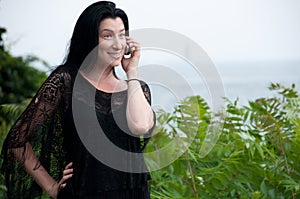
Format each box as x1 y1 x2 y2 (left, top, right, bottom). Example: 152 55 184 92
1 0 300 68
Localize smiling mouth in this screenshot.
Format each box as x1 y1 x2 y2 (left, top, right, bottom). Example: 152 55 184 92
109 53 122 59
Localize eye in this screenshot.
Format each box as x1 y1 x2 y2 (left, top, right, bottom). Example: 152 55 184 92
119 33 126 39
103 34 112 39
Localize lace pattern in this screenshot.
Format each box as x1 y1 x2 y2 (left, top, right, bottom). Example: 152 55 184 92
1 65 154 198
1 66 72 198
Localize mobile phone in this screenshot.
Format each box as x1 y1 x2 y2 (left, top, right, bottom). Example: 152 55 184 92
125 43 131 55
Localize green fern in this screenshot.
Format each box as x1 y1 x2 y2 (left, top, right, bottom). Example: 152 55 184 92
148 84 300 199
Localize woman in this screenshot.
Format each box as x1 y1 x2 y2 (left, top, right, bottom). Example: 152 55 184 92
1 1 155 198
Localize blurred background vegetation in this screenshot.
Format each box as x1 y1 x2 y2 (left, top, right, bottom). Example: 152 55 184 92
1 28 300 198
147 84 300 199
0 28 48 198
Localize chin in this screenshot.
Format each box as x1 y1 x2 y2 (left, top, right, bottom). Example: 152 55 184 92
111 60 122 67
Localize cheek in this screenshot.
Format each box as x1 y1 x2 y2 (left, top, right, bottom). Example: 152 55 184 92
121 42 126 53
121 39 126 45
98 40 110 51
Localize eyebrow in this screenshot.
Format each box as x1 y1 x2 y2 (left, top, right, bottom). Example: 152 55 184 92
100 29 125 33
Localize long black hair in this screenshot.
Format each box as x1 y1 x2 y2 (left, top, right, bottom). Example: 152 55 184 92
63 1 129 68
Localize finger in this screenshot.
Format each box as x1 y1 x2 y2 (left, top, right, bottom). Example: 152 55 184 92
125 38 139 47
59 183 66 189
59 173 73 184
65 162 73 169
128 41 140 48
127 42 140 53
125 36 133 42
63 174 73 181
63 168 74 175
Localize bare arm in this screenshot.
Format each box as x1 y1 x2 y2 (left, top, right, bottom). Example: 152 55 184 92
13 143 60 198
122 37 154 135
126 70 154 135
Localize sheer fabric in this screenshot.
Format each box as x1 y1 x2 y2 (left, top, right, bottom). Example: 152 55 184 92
1 65 154 199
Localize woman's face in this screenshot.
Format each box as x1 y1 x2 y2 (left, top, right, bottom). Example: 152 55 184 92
98 17 126 68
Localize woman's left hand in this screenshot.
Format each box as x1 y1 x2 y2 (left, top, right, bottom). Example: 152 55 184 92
57 162 73 194
121 37 141 75
46 162 73 198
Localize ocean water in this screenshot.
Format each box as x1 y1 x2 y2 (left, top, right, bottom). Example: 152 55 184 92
136 60 300 112
217 61 300 105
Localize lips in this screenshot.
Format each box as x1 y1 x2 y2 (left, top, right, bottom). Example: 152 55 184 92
108 52 122 59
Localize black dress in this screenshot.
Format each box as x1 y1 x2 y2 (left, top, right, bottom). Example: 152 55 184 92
1 65 155 199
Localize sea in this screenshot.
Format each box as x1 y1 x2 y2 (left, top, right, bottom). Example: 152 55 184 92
129 59 300 113
215 60 300 104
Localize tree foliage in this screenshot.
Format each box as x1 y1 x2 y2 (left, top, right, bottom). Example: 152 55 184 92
0 51 47 105
0 28 47 131
147 83 300 199
0 29 48 198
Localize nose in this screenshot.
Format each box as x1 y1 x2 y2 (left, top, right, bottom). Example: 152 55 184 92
112 37 123 50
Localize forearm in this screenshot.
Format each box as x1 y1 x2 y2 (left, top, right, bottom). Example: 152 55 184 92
13 142 58 197
126 70 154 135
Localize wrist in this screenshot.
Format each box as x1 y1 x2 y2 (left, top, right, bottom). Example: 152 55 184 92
45 182 59 198
127 78 139 83
126 69 138 80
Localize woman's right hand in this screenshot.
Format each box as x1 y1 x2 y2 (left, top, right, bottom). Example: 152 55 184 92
48 162 73 198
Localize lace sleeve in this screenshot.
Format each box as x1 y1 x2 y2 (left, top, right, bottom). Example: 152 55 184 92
140 81 156 151
140 81 152 105
1 67 71 198
4 71 69 149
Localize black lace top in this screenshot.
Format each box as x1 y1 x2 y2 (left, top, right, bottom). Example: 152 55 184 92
1 64 155 199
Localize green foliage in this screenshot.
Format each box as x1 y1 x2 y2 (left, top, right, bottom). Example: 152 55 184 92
0 50 47 104
0 32 48 136
147 83 300 199
0 30 49 198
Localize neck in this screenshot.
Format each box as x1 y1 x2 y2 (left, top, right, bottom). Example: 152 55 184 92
81 62 116 80
80 65 124 92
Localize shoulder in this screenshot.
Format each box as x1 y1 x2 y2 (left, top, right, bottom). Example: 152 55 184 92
48 65 73 80
38 65 77 100
32 65 79 106
137 80 152 103
45 65 77 88
138 80 151 92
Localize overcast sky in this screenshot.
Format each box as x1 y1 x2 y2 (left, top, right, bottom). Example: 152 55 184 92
1 0 300 67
